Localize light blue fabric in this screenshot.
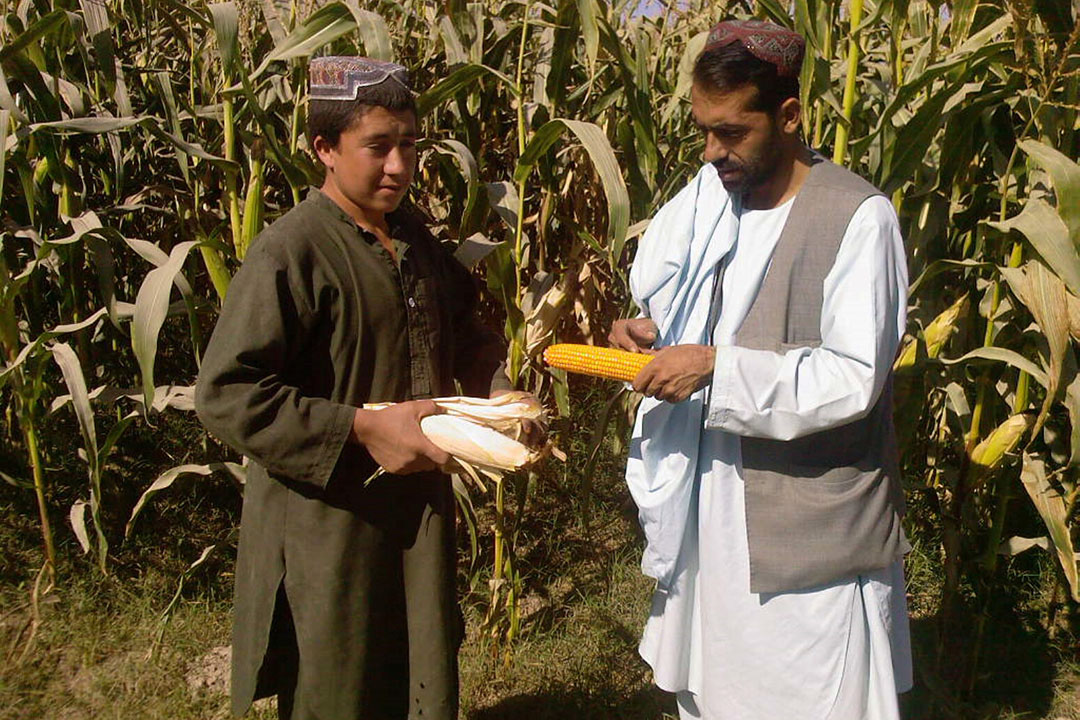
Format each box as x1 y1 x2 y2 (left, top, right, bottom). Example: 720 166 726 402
626 163 737 589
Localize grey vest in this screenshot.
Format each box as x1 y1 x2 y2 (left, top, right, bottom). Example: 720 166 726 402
733 157 908 594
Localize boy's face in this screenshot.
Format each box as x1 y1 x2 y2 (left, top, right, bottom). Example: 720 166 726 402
316 105 418 218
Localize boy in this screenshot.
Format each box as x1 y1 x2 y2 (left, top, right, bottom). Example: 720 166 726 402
196 57 509 720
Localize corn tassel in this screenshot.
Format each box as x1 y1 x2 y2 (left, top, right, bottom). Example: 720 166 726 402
543 343 653 382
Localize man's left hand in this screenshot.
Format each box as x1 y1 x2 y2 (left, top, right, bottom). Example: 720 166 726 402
632 344 717 403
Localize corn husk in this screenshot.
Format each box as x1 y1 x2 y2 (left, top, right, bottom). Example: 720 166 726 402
364 392 546 489
969 413 1034 482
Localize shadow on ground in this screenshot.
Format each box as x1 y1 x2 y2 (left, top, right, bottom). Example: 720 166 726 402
902 603 1070 719
468 685 676 720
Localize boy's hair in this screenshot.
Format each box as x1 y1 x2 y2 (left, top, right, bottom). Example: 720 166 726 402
307 81 417 149
692 41 800 115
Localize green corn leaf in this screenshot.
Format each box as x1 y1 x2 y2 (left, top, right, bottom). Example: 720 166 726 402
154 71 189 185
0 10 68 64
577 0 600 76
208 2 241 78
755 0 795 27
988 197 1080 297
30 116 145 133
514 118 630 262
485 181 520 235
0 309 108 390
345 4 394 60
940 347 1049 389
1000 262 1071 436
131 241 199 411
435 139 483 238
1020 454 1080 602
80 0 115 84
53 341 109 569
949 0 978 47
0 108 9 200
127 462 238 538
252 3 358 78
417 63 519 117
1019 140 1080 243
438 15 468 65
52 342 98 472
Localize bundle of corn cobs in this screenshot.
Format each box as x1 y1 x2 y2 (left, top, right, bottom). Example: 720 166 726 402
364 391 547 488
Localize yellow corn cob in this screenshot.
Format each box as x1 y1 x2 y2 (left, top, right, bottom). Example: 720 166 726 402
543 343 653 382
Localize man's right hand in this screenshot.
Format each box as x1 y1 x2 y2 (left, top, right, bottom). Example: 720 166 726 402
350 400 452 475
608 317 659 353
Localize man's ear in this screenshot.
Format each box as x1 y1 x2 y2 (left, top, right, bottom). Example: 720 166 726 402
312 134 335 171
777 97 802 136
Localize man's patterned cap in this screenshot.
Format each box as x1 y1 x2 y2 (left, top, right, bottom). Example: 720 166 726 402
309 56 410 101
705 20 806 78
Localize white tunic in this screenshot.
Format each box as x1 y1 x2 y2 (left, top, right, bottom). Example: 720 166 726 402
638 195 914 720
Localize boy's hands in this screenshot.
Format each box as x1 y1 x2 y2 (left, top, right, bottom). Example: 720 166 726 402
350 400 451 474
608 318 659 353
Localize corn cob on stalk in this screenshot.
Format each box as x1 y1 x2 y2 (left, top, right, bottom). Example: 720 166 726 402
970 413 1034 472
895 293 969 370
543 343 653 382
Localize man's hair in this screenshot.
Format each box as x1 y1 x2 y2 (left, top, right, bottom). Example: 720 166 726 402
692 41 799 115
307 80 416 149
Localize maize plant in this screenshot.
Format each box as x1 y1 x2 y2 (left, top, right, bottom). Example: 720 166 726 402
0 0 1078 701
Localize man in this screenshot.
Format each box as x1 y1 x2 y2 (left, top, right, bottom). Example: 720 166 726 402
608 21 913 720
195 57 509 719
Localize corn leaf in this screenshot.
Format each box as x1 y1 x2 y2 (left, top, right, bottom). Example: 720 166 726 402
940 346 1049 388
1020 453 1080 602
252 3 357 77
127 462 239 537
0 309 108 390
485 181 520 235
989 198 1080 297
345 4 394 61
514 118 629 261
70 500 91 555
0 10 68 64
131 241 198 411
1019 139 1080 243
208 3 241 78
417 63 519 117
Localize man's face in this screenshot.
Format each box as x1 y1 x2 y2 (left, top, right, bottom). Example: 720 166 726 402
690 83 783 195
316 105 417 216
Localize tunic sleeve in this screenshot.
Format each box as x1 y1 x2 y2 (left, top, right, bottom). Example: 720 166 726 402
195 241 356 490
705 196 908 440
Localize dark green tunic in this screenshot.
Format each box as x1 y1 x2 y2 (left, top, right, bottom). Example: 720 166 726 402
195 189 507 719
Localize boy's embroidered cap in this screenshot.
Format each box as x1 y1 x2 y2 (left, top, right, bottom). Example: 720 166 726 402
309 56 410 101
705 20 805 78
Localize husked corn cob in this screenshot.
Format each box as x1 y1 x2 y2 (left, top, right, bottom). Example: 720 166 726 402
543 343 653 382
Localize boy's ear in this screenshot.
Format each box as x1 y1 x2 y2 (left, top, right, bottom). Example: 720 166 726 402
312 134 335 170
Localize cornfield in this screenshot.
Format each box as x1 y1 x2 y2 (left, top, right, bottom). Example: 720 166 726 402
1 0 1078 702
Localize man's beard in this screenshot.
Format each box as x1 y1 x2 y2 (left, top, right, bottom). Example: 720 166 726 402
712 130 783 196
